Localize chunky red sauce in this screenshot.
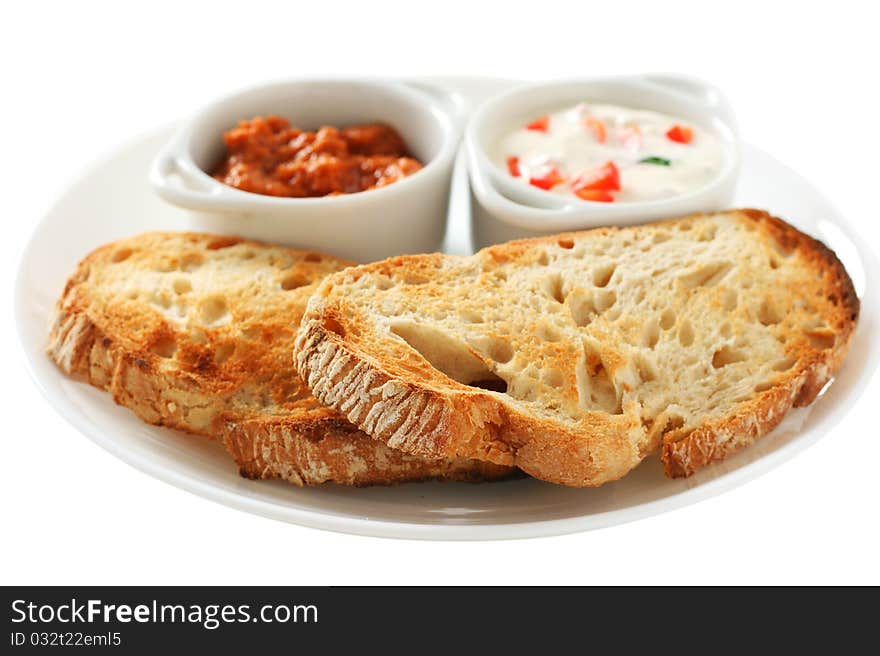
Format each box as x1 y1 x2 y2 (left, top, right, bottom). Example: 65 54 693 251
211 116 423 197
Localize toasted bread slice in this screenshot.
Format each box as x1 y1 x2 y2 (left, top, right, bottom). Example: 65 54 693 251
296 210 859 486
48 232 513 486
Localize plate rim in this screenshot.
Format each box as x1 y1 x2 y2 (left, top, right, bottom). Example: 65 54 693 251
14 76 880 540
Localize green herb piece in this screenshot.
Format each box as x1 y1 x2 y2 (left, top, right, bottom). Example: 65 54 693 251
639 156 671 166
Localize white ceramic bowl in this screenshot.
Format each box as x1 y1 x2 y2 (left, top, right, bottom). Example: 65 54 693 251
465 74 741 248
150 79 465 262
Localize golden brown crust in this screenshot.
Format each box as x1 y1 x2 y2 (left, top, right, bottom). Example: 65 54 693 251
47 232 514 486
296 210 859 486
225 416 512 486
659 210 858 476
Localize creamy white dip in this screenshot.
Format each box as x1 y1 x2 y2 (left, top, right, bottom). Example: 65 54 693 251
493 103 726 202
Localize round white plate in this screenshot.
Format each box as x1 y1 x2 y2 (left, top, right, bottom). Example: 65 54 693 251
14 77 880 540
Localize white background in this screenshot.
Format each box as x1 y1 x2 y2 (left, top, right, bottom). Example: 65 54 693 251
3 0 878 585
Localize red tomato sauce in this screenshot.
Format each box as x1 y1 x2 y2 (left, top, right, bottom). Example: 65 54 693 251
211 116 423 197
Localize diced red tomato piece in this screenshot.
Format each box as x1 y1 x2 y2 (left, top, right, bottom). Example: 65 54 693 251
571 161 621 192
585 116 607 143
574 188 615 202
526 116 550 132
666 124 694 144
619 124 642 150
507 156 520 177
529 167 564 190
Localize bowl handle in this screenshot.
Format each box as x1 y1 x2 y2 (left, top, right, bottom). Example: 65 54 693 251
149 135 246 212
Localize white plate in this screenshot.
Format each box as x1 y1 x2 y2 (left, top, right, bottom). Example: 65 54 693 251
14 77 880 540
